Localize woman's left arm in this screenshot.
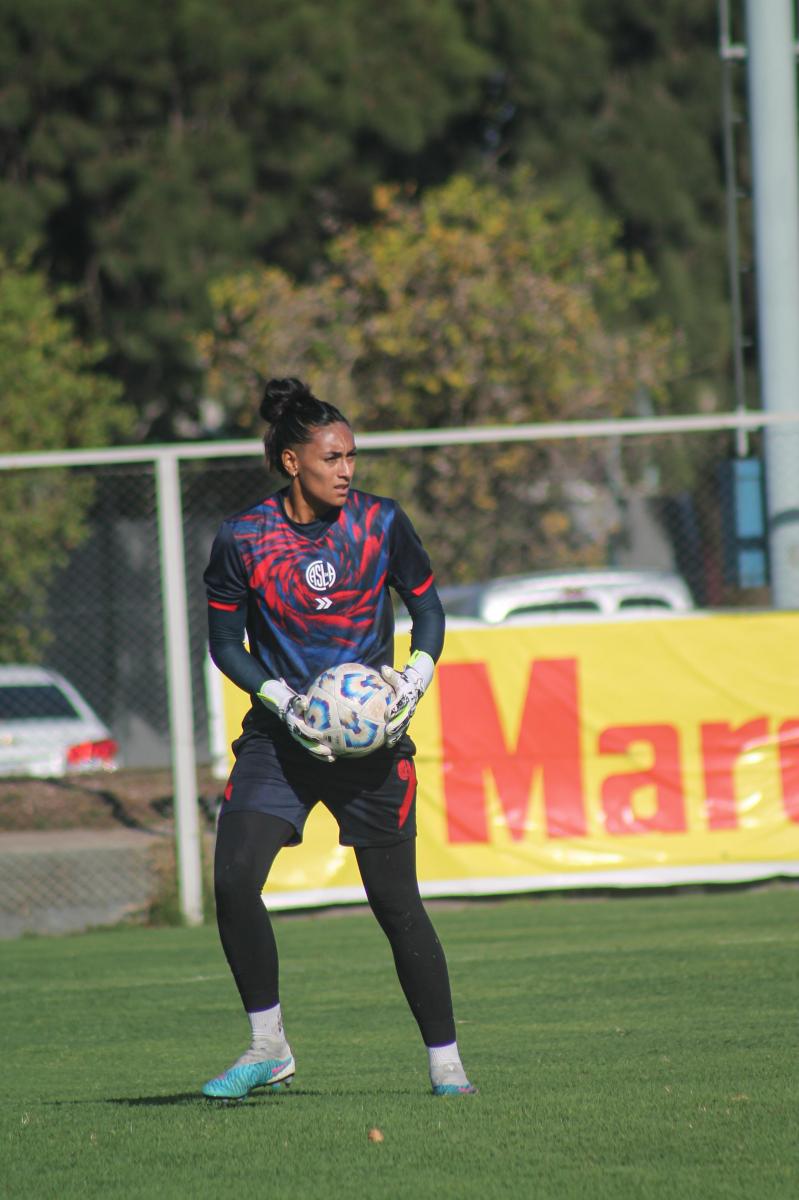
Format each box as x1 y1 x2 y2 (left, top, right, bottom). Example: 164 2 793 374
383 514 446 744
381 583 444 745
403 581 445 663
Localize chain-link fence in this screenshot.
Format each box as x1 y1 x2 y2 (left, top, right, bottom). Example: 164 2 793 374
1 412 797 930
0 829 160 937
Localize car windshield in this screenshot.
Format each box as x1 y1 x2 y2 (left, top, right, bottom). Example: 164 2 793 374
507 600 600 617
0 685 80 720
618 597 672 609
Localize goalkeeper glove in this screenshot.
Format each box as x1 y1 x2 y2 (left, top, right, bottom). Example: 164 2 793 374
257 678 335 763
380 650 435 747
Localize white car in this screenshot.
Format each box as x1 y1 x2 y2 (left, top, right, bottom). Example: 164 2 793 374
436 568 695 625
0 665 119 778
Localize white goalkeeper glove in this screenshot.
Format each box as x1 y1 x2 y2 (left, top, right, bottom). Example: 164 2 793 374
380 650 435 748
257 678 335 763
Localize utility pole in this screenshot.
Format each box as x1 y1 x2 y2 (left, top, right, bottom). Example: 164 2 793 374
745 0 799 608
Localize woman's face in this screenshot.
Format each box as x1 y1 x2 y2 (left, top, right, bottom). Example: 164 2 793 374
283 422 357 516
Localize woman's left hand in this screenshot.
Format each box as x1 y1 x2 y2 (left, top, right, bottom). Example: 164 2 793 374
380 651 435 747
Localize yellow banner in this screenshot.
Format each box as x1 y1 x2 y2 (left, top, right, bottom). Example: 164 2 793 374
218 613 799 906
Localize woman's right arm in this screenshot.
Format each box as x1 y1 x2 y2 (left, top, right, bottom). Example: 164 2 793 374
204 523 266 695
207 602 266 695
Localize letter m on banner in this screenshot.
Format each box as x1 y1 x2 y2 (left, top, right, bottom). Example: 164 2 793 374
438 659 586 843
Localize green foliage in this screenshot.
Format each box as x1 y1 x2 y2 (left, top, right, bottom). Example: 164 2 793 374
471 0 729 407
0 0 730 434
579 1 729 393
197 266 362 433
331 172 677 427
200 171 681 426
0 257 129 453
198 171 683 578
0 0 488 435
0 254 129 659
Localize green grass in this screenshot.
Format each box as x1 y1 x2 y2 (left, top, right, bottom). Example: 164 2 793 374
1 888 797 1199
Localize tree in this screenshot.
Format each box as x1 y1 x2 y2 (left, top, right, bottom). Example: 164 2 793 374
453 0 729 410
0 0 731 434
0 0 489 437
0 254 129 658
197 171 683 580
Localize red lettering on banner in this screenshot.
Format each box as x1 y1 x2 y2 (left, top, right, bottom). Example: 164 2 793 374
599 724 686 834
438 659 585 843
777 720 799 823
700 718 769 830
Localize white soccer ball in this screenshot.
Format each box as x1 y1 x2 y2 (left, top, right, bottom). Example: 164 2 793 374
304 662 394 758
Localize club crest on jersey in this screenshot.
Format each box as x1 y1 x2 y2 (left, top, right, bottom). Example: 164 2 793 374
305 559 336 592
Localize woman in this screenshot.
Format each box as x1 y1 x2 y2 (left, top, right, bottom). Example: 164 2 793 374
202 377 476 1100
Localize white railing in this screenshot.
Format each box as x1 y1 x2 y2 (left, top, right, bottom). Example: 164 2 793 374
3 408 798 924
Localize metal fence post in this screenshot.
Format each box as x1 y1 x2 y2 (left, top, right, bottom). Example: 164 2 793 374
156 452 204 925
745 0 799 608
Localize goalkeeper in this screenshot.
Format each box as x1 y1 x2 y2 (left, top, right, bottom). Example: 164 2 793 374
201 376 476 1101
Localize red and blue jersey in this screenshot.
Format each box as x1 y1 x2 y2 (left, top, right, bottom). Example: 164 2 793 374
204 488 436 694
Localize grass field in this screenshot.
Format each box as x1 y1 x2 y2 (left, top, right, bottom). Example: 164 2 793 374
2 886 797 1199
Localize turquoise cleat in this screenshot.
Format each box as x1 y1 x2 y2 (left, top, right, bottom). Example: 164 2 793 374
430 1062 478 1096
432 1080 479 1096
202 1054 295 1100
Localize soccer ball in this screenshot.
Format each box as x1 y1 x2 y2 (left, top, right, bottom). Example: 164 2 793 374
304 662 394 758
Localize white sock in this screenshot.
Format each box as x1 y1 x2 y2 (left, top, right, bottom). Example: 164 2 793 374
248 1003 284 1042
427 1041 469 1086
230 1003 291 1066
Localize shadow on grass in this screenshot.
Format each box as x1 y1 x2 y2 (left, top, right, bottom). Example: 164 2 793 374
106 1088 416 1105
43 1086 418 1107
41 1094 207 1107
109 1090 313 1106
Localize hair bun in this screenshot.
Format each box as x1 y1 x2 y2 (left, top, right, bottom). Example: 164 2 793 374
260 377 313 424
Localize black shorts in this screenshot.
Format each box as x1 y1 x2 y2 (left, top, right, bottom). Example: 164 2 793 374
219 721 418 848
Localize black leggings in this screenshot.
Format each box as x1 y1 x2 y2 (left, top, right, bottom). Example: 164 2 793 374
213 810 456 1047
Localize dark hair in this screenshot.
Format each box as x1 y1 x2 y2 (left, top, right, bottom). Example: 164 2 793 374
260 377 350 476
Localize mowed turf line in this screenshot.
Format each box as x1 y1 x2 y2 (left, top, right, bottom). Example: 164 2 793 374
1 887 796 1200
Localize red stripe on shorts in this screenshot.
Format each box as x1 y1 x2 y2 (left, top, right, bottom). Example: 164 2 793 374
397 758 416 828
209 600 239 611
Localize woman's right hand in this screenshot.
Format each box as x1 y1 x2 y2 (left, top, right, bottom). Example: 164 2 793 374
257 679 336 763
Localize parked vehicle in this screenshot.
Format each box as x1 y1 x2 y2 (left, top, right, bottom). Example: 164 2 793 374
0 665 119 778
436 568 695 625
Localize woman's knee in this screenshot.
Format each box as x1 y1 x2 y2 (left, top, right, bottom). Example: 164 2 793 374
368 890 428 938
213 812 291 909
214 847 267 912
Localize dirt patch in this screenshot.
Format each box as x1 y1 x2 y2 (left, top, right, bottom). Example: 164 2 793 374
0 767 224 833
